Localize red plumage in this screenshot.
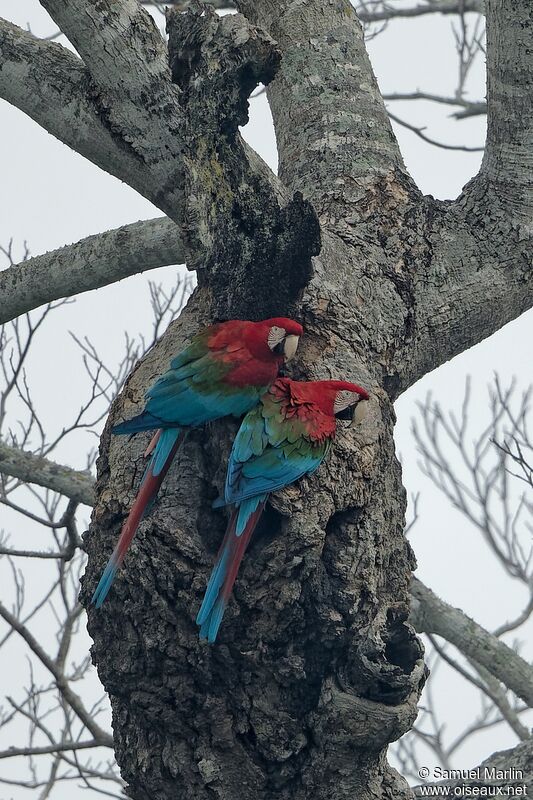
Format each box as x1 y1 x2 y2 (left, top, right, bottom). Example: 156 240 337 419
208 318 303 387
117 432 185 559
269 378 369 439
91 431 186 608
278 378 369 411
197 376 370 641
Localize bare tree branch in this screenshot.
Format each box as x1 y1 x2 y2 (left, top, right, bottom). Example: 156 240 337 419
357 0 485 23
0 598 113 745
237 0 406 213
141 0 232 7
424 633 530 741
388 110 484 151
411 577 533 708
0 740 106 760
493 594 533 638
383 91 486 118
412 379 532 583
451 8 485 101
0 441 94 506
37 0 190 225
471 660 531 740
0 217 185 324
1 13 281 249
141 0 486 22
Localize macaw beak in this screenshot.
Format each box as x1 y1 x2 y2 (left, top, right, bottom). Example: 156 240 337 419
351 399 369 426
283 334 300 361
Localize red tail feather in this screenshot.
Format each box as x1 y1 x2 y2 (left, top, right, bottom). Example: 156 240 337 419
144 429 161 457
197 500 267 641
221 501 267 604
114 432 184 566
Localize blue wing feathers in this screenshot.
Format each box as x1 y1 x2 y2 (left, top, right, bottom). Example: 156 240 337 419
116 344 263 433
226 449 324 504
113 411 167 434
149 386 259 428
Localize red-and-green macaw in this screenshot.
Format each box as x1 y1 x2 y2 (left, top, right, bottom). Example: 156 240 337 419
92 318 303 608
196 377 369 642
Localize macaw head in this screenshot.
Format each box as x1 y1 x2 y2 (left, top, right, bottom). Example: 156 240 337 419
277 378 369 424
254 317 303 362
315 380 370 423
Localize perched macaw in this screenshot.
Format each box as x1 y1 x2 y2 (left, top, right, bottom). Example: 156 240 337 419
196 377 369 642
92 317 303 608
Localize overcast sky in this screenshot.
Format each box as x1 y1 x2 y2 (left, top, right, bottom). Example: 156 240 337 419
1 2 531 797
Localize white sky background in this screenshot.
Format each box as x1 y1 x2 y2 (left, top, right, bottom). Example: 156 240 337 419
0 1 532 797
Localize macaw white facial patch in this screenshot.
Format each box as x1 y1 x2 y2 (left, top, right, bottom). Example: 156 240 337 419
333 390 359 413
267 325 286 350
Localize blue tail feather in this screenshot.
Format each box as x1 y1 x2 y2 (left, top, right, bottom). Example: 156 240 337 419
196 547 230 628
92 429 185 609
197 497 267 642
91 555 120 608
113 412 166 434
202 598 227 643
151 429 183 476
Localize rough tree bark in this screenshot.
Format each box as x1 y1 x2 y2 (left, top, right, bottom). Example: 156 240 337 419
1 0 531 799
